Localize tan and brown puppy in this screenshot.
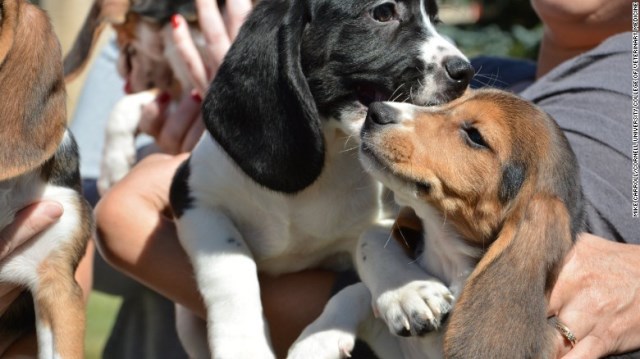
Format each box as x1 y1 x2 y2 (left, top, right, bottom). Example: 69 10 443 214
290 88 585 358
0 0 91 357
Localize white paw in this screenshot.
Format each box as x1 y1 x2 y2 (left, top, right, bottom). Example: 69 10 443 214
374 280 454 337
288 330 356 359
97 146 135 194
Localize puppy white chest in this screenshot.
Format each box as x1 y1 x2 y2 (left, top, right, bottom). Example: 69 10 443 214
188 134 382 274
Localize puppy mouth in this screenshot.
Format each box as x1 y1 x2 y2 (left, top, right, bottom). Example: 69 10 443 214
355 83 391 108
360 143 432 195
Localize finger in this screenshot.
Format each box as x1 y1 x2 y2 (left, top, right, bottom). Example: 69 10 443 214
181 114 206 153
170 14 209 95
157 94 202 154
196 0 232 77
139 92 171 138
224 0 253 41
552 325 572 358
0 202 64 259
561 335 608 359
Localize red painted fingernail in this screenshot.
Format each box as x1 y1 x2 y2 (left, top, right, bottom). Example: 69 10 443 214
157 92 171 104
190 90 203 103
124 80 133 94
171 14 180 29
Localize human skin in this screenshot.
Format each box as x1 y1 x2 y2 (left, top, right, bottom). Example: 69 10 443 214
548 234 640 358
531 0 631 77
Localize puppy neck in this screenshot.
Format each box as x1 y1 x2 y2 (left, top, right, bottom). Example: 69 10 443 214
414 204 480 297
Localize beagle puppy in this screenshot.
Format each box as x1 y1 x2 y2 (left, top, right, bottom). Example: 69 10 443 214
0 0 92 357
289 89 585 358
64 0 209 194
167 0 474 357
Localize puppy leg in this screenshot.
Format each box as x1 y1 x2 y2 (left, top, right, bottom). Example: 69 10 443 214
175 304 210 359
175 206 274 359
98 91 156 194
357 224 453 337
33 257 85 359
289 283 403 359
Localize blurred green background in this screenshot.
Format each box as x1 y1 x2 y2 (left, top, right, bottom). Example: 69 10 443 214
439 0 542 59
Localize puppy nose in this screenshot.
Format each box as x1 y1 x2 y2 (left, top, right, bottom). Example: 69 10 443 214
444 56 474 87
367 102 398 126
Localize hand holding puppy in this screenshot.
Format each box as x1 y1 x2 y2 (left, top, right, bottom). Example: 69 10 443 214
0 202 63 315
548 234 640 359
139 0 253 153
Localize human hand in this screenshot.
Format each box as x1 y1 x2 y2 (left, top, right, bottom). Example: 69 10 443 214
170 0 253 95
548 233 640 358
0 202 63 315
138 0 253 153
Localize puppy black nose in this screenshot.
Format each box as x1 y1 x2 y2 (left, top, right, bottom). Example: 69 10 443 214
444 56 474 87
366 102 398 126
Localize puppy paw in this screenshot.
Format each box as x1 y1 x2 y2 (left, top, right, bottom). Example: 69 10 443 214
288 330 356 359
97 150 134 194
374 280 454 337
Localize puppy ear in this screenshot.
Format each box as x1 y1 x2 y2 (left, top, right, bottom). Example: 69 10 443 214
444 194 574 359
0 0 18 66
0 1 67 181
63 0 129 81
202 0 324 193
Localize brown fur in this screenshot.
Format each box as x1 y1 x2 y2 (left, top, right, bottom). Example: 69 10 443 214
0 0 66 181
370 89 584 358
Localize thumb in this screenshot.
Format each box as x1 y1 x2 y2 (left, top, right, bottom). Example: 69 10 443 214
0 202 64 259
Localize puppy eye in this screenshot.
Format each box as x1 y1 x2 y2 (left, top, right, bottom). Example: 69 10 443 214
372 2 398 22
461 124 489 149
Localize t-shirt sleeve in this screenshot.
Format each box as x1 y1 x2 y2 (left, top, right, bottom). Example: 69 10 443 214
520 32 639 244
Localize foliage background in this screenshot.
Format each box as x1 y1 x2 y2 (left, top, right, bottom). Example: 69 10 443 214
439 0 543 59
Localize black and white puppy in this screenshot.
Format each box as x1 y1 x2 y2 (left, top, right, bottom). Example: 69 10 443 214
169 0 473 357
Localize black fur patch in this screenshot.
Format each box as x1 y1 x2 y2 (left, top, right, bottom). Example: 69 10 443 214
498 162 525 203
170 158 194 219
40 132 82 192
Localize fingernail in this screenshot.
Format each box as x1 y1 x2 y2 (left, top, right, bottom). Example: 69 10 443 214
190 89 203 103
124 80 133 94
157 92 171 104
43 203 64 220
171 14 181 29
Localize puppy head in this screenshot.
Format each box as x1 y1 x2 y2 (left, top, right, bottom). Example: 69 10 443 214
302 0 475 136
360 89 584 357
204 0 474 193
0 0 66 181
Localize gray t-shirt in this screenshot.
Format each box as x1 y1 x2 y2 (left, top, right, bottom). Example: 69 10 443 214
520 32 639 244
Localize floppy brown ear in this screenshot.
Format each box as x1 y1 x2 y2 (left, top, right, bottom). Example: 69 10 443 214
0 0 67 181
63 0 129 81
444 194 574 359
